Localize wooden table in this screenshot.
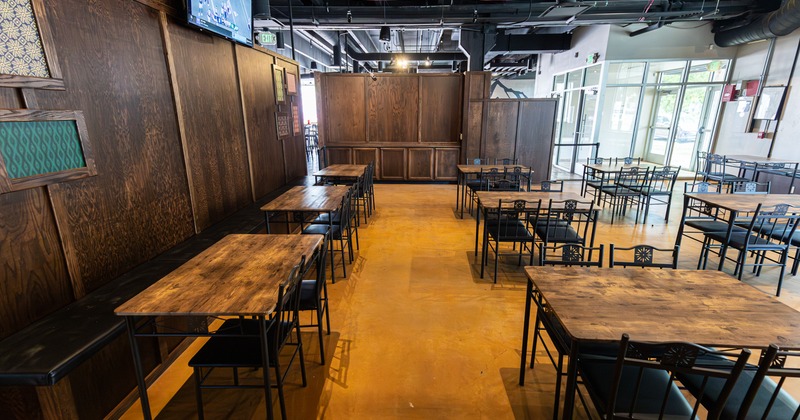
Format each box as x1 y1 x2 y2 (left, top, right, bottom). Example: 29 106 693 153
720 155 800 194
261 185 349 280
115 234 323 420
455 164 531 218
519 266 800 419
313 164 367 184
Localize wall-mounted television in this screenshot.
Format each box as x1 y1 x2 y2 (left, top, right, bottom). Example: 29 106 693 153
187 0 253 47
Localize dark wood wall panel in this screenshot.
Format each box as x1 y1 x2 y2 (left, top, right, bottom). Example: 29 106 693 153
483 101 519 161
353 148 379 177
325 76 366 143
420 76 461 143
435 148 460 180
408 148 434 180
516 100 557 183
327 148 353 164
465 102 483 162
381 149 407 180
368 76 418 142
34 0 193 293
168 20 252 231
0 188 72 340
235 45 284 198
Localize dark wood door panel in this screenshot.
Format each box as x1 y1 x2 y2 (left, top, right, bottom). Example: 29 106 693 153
368 76 418 142
483 101 519 162
464 102 483 163
516 100 557 183
435 148 460 180
325 76 366 143
381 148 407 180
408 148 434 180
420 76 461 143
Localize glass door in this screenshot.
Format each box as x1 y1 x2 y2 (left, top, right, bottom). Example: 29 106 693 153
554 89 582 170
669 86 722 170
644 89 678 164
576 92 598 166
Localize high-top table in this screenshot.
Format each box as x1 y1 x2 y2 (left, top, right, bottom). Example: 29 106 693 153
261 185 350 280
519 266 800 419
313 164 367 185
455 164 531 218
115 234 323 420
724 155 800 193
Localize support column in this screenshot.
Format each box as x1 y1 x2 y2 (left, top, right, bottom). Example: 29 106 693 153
459 24 497 71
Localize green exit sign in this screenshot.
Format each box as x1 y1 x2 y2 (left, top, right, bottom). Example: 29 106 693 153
259 32 277 46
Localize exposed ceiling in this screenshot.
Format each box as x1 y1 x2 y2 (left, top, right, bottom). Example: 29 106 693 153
255 0 781 76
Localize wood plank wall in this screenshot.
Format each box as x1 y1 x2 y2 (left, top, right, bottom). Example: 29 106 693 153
317 73 462 181
462 72 557 183
0 0 305 417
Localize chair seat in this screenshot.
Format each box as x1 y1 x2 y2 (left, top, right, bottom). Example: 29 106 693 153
188 319 292 368
707 174 749 183
579 355 695 418
677 356 799 420
534 225 582 244
705 231 780 249
298 280 318 311
600 186 639 196
302 224 342 239
488 221 534 241
684 219 731 233
638 187 671 196
311 212 342 224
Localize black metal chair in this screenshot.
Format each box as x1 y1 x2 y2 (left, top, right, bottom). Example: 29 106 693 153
673 343 799 420
599 167 648 224
467 157 488 165
188 261 307 420
299 233 331 364
699 204 800 295
613 156 642 165
530 180 564 192
582 157 610 201
530 243 605 420
681 181 730 249
481 199 539 282
609 244 679 268
579 333 751 420
467 167 501 215
704 154 750 190
303 190 355 280
534 199 598 250
636 165 680 223
731 180 771 194
495 157 518 165
505 166 532 191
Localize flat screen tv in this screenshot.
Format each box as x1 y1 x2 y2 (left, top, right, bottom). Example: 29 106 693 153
187 0 253 47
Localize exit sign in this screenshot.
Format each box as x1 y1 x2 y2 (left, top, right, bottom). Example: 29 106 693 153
258 32 277 46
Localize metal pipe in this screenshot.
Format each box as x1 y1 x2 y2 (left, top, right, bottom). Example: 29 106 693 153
288 0 296 60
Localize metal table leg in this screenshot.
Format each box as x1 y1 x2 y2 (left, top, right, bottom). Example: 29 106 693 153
519 279 533 386
126 317 152 420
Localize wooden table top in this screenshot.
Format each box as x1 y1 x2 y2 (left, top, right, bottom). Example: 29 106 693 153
260 186 350 212
583 163 651 172
456 164 530 174
724 154 799 165
525 266 800 349
116 234 323 317
313 164 367 178
477 191 585 208
684 193 800 213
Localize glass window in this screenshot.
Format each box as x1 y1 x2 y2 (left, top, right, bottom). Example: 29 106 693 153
584 64 602 87
553 74 566 92
688 60 729 83
566 69 583 90
646 61 687 84
607 62 645 84
597 86 641 157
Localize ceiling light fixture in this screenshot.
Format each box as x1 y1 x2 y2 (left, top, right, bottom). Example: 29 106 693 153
425 57 431 66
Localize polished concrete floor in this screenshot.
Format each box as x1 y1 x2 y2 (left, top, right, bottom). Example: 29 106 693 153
120 181 800 419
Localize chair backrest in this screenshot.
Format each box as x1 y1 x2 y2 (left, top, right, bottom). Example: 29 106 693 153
490 199 540 241
615 156 641 165
738 344 800 419
468 157 488 165
615 167 649 191
531 180 564 192
748 204 800 247
308 232 330 297
646 166 680 193
696 151 711 176
586 157 608 165
684 181 721 194
538 243 604 267
272 260 304 351
731 181 771 194
609 244 679 268
495 157 517 165
539 199 598 247
339 189 353 229
601 334 751 420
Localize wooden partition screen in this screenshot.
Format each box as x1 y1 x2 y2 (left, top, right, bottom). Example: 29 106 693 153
462 72 557 183
316 73 462 181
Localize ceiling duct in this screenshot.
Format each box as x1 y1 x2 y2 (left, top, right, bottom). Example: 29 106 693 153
715 1 800 47
254 0 271 18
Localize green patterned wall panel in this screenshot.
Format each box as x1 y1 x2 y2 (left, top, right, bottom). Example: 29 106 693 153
0 120 86 179
0 0 50 78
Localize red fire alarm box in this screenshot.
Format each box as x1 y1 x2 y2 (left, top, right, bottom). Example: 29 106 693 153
722 84 737 102
745 80 760 96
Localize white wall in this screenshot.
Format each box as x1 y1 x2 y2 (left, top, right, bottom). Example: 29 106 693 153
535 25 610 97
605 22 737 61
